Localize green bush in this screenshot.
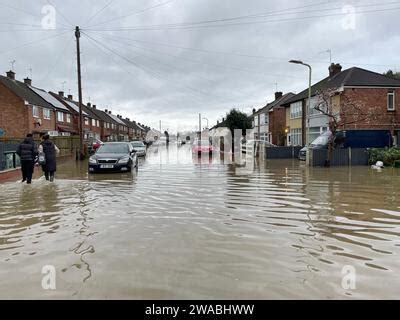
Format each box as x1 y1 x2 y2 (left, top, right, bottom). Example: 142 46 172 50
369 147 400 166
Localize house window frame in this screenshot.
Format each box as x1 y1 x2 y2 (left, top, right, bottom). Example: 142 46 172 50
57 111 64 122
387 89 395 111
290 101 302 119
43 108 51 120
66 113 71 123
84 117 89 126
32 106 40 118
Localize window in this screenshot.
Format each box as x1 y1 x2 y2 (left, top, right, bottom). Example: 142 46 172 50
43 108 51 120
92 119 96 127
253 116 259 127
66 113 71 123
84 117 89 125
260 113 268 125
289 128 302 146
32 106 40 118
57 112 64 122
290 101 302 119
309 127 327 143
388 90 395 111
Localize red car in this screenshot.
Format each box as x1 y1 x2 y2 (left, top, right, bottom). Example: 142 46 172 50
192 140 216 155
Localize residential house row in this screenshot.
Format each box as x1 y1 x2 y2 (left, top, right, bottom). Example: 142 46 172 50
251 63 400 146
0 70 151 141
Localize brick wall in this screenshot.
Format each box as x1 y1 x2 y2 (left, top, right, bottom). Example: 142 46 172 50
0 82 28 137
269 107 287 146
340 88 400 132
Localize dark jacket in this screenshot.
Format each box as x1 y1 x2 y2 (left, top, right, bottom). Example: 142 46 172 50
41 140 57 172
16 138 38 161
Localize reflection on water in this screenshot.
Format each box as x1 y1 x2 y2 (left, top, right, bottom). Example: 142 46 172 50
0 144 400 299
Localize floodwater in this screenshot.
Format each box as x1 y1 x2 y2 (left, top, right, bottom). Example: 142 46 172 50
1 143 400 299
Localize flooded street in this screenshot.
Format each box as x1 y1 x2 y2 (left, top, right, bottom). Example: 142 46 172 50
1 144 400 299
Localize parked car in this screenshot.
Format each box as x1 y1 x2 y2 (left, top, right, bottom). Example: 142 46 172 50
192 139 216 155
299 129 393 160
88 142 138 173
87 138 103 154
130 140 146 157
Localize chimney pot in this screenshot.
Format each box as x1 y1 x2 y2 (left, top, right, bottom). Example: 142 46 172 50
87 102 91 107
329 63 342 77
93 105 96 109
274 91 283 100
58 91 64 97
67 94 73 100
105 109 108 113
24 78 32 86
6 70 15 80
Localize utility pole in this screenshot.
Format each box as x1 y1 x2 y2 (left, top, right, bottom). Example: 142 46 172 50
198 113 201 140
75 26 84 160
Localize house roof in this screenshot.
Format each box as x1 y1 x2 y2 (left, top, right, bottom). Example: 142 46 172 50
284 67 400 105
0 75 54 109
29 86 71 112
49 93 89 116
107 113 126 125
89 108 116 124
66 99 100 120
252 92 296 117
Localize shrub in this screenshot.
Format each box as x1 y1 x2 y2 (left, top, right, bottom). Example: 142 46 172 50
369 147 400 166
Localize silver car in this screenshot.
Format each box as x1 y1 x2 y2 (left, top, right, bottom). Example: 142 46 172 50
130 141 147 157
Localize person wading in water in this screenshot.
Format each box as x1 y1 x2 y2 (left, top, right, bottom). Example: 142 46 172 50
16 133 38 184
38 134 60 182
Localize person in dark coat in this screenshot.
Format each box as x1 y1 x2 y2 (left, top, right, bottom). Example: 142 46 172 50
38 134 60 182
16 133 38 184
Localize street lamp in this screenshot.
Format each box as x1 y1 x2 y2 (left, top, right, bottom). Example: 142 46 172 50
289 60 312 146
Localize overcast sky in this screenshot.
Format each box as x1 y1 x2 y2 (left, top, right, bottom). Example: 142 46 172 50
1 0 399 132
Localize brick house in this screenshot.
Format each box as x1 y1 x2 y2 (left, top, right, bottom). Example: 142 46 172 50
0 71 55 138
120 117 137 140
102 109 121 141
89 106 114 141
50 91 88 136
251 91 295 145
284 64 400 146
28 86 75 136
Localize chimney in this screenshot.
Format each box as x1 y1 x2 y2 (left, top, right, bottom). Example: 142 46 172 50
24 78 32 86
58 91 64 98
6 70 15 80
252 108 256 114
67 94 73 100
329 63 342 77
274 91 283 100
108 111 111 114
93 105 96 109
105 109 108 113
87 102 91 107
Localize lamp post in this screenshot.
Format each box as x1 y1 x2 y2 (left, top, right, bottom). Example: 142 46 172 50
289 60 312 146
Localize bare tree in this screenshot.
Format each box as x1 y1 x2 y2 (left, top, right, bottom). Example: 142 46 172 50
313 88 382 166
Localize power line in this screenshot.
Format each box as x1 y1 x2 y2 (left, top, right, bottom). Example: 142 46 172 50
86 0 175 29
87 32 399 69
39 33 74 84
46 0 74 27
0 30 70 55
86 3 400 32
89 31 305 80
83 0 118 27
82 32 215 101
